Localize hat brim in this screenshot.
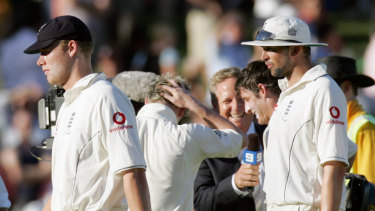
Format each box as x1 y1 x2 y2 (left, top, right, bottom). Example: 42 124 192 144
336 75 375 88
241 40 328 47
24 39 57 54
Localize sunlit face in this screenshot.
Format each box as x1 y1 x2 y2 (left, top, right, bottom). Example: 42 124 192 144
37 41 72 88
240 88 275 125
215 77 253 133
261 46 292 78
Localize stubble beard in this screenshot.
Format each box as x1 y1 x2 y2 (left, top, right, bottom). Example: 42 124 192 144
271 62 292 79
272 67 285 78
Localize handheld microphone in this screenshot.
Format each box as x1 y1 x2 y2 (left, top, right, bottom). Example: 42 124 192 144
243 134 263 165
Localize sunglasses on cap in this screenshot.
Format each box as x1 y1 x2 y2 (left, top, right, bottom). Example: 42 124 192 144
255 30 276 41
255 29 302 43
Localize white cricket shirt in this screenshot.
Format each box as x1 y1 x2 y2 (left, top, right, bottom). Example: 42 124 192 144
264 64 348 209
51 73 146 210
136 103 243 211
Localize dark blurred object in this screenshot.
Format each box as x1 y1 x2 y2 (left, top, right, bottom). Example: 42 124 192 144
345 173 375 211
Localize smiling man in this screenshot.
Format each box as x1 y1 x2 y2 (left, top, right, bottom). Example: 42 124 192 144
209 67 253 132
194 67 261 211
236 61 281 126
237 60 358 210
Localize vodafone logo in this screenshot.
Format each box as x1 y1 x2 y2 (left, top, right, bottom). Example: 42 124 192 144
113 112 126 124
329 106 340 119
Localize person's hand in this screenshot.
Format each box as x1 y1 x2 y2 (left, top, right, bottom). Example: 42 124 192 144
159 79 194 109
234 163 260 190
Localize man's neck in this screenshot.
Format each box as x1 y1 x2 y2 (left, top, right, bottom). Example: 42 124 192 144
287 61 313 88
63 59 93 90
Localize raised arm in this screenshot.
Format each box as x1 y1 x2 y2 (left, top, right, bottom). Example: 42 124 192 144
160 80 241 131
160 80 247 148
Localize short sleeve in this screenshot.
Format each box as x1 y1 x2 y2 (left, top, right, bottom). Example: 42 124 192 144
314 80 348 166
99 86 146 175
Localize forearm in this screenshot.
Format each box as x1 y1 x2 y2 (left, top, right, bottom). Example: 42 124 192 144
321 162 346 211
190 100 247 148
42 195 51 211
123 168 151 211
187 96 243 132
160 82 242 133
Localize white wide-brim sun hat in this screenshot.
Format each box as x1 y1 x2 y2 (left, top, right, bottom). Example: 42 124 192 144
242 16 328 47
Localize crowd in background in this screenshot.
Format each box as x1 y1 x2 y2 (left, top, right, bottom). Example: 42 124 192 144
0 0 374 210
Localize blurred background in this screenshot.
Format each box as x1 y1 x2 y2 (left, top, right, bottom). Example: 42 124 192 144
0 0 374 210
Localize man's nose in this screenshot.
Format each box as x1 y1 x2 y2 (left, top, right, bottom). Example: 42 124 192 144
37 55 45 66
244 102 251 114
261 50 269 61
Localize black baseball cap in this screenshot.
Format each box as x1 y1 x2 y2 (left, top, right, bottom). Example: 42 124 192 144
24 15 92 54
318 56 375 88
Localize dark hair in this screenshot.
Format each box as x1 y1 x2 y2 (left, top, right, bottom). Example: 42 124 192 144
61 40 94 58
302 46 311 59
236 60 281 97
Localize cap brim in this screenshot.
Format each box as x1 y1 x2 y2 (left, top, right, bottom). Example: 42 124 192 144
24 39 56 54
241 40 328 47
337 75 375 88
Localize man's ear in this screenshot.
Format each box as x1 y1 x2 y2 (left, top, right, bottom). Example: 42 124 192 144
144 97 149 105
68 40 78 57
289 46 300 57
211 100 219 113
258 83 268 97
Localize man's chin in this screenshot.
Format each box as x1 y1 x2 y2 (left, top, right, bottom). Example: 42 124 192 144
229 118 242 125
257 119 267 125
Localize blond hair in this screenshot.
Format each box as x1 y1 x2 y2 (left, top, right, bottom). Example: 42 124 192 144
147 73 190 104
208 67 241 108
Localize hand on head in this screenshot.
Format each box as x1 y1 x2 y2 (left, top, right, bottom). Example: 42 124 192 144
159 79 193 109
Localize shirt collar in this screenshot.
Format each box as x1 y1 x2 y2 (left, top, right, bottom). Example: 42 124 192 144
63 73 106 105
137 103 178 124
278 64 328 92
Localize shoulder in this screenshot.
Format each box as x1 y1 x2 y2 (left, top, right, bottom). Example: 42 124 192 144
311 74 343 97
85 80 135 115
359 119 375 131
313 74 336 88
306 65 340 91
91 79 120 94
88 80 130 102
